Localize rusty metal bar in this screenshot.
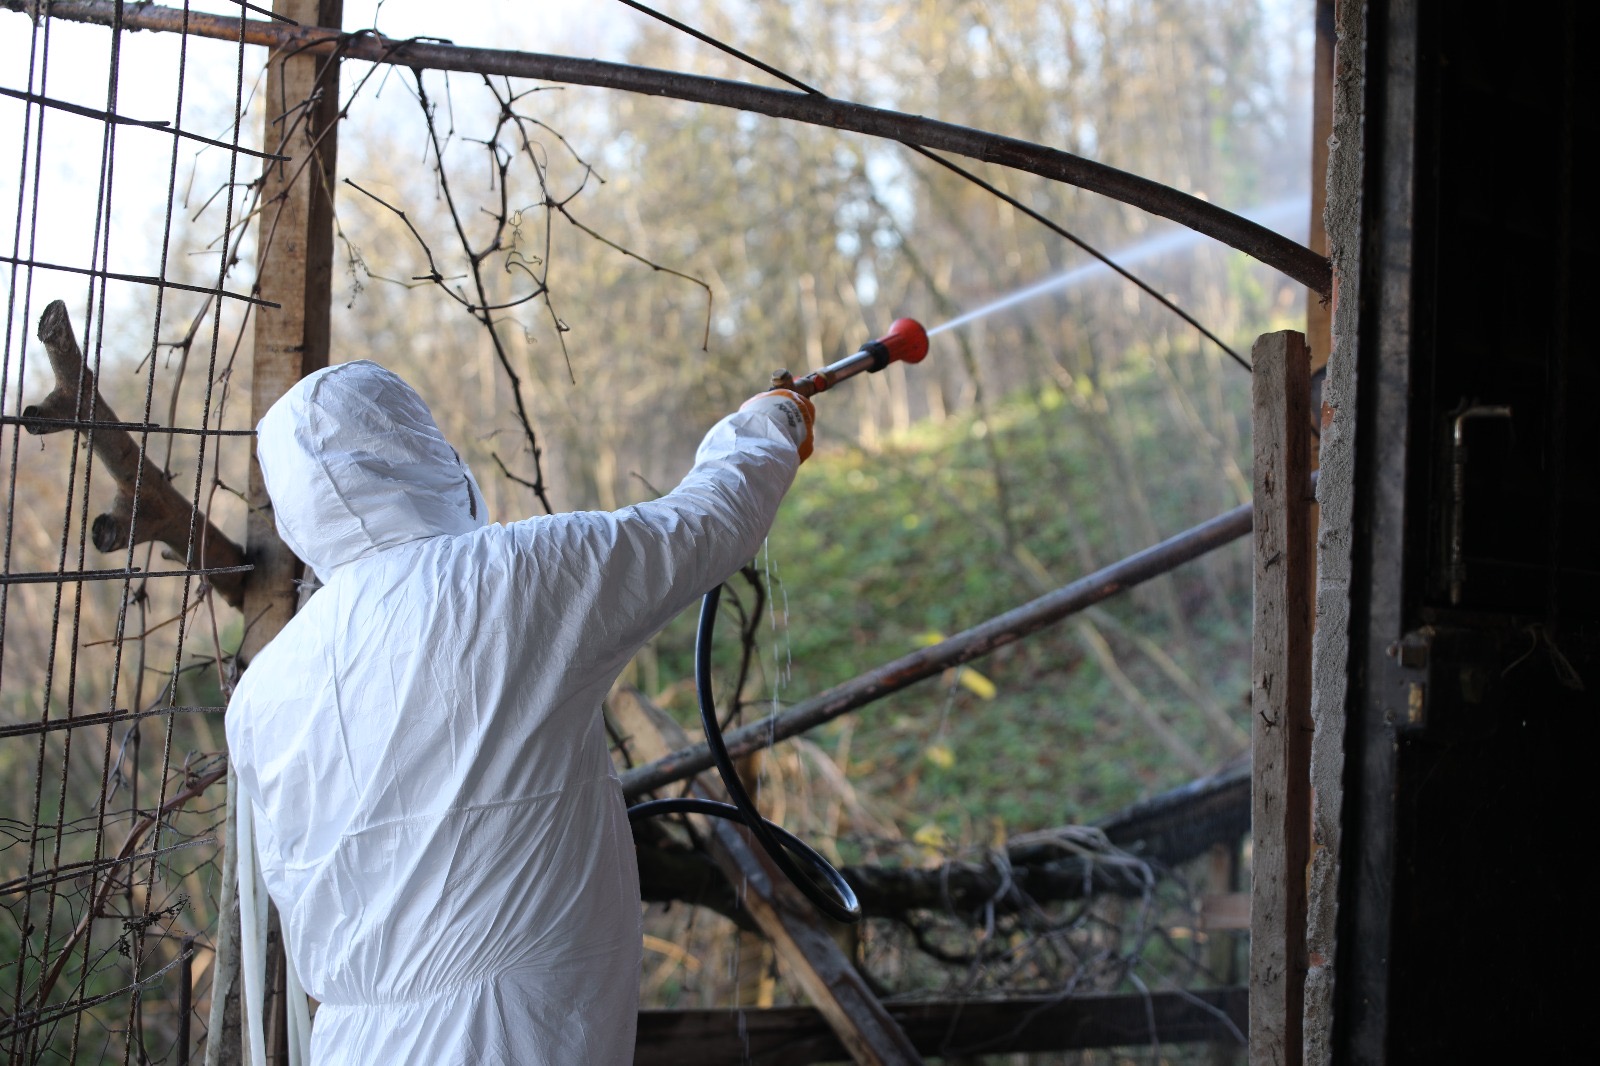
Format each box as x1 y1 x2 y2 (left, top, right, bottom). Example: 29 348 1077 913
0 950 194 1043
0 704 223 740
0 564 252 586
0 837 216 898
0 415 257 435
0 85 287 159
0 254 275 306
1 0 1332 297
622 499 1255 800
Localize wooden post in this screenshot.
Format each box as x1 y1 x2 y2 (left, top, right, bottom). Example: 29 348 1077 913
612 688 924 1066
240 0 343 660
1249 331 1313 1066
209 4 342 1064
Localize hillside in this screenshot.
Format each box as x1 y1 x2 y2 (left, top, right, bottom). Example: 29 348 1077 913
641 357 1260 856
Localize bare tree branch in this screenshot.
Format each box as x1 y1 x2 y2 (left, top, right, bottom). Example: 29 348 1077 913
20 762 226 1019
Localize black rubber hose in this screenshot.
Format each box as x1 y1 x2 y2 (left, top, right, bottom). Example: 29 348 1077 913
627 585 862 923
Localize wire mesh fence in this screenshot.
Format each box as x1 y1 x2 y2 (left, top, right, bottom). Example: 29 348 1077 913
2 4 264 1059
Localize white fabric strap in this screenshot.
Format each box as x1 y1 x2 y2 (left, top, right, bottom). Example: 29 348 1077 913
237 799 313 1064
285 943 312 1066
236 798 268 1066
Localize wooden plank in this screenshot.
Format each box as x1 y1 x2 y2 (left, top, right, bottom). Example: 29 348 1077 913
208 5 342 1065
635 988 1247 1065
1249 330 1313 1066
612 687 923 1066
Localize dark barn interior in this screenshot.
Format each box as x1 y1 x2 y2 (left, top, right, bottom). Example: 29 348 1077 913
1330 0 1595 1060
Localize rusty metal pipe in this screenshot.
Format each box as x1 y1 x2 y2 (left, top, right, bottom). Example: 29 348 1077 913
1 0 1331 296
622 499 1255 800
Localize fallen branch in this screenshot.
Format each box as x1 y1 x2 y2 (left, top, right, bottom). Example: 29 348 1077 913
636 760 1250 923
22 301 249 608
614 687 924 1065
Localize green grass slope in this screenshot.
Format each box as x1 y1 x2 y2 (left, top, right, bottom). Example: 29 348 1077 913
646 369 1255 854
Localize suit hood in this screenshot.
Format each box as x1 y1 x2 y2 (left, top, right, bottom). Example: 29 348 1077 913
255 361 487 581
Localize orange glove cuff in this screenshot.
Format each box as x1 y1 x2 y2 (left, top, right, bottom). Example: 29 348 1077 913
740 388 816 462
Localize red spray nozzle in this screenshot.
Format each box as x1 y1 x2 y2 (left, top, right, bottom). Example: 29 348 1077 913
874 318 929 366
772 317 930 398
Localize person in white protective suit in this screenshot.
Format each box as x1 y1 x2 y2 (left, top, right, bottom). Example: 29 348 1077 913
225 359 815 1064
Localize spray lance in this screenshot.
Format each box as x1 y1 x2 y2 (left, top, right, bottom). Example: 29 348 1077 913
629 319 929 923
767 317 930 398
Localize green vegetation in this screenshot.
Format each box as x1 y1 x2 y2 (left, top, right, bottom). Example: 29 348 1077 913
648 357 1260 851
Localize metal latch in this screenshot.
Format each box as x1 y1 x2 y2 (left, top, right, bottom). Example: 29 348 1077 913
1384 628 1434 732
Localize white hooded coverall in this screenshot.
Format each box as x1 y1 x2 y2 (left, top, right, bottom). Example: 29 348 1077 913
226 361 807 1064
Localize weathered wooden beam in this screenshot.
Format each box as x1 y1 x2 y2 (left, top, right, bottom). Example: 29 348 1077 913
635 988 1247 1064
614 687 923 1066
1201 891 1251 932
1249 330 1313 1066
1099 757 1250 864
238 0 342 661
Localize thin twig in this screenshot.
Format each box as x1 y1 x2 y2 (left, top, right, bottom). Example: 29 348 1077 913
28 765 227 1011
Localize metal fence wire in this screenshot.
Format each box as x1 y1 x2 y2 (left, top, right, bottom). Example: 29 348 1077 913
2 4 266 1061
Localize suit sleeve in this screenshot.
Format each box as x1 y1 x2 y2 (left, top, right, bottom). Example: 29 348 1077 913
506 402 806 664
